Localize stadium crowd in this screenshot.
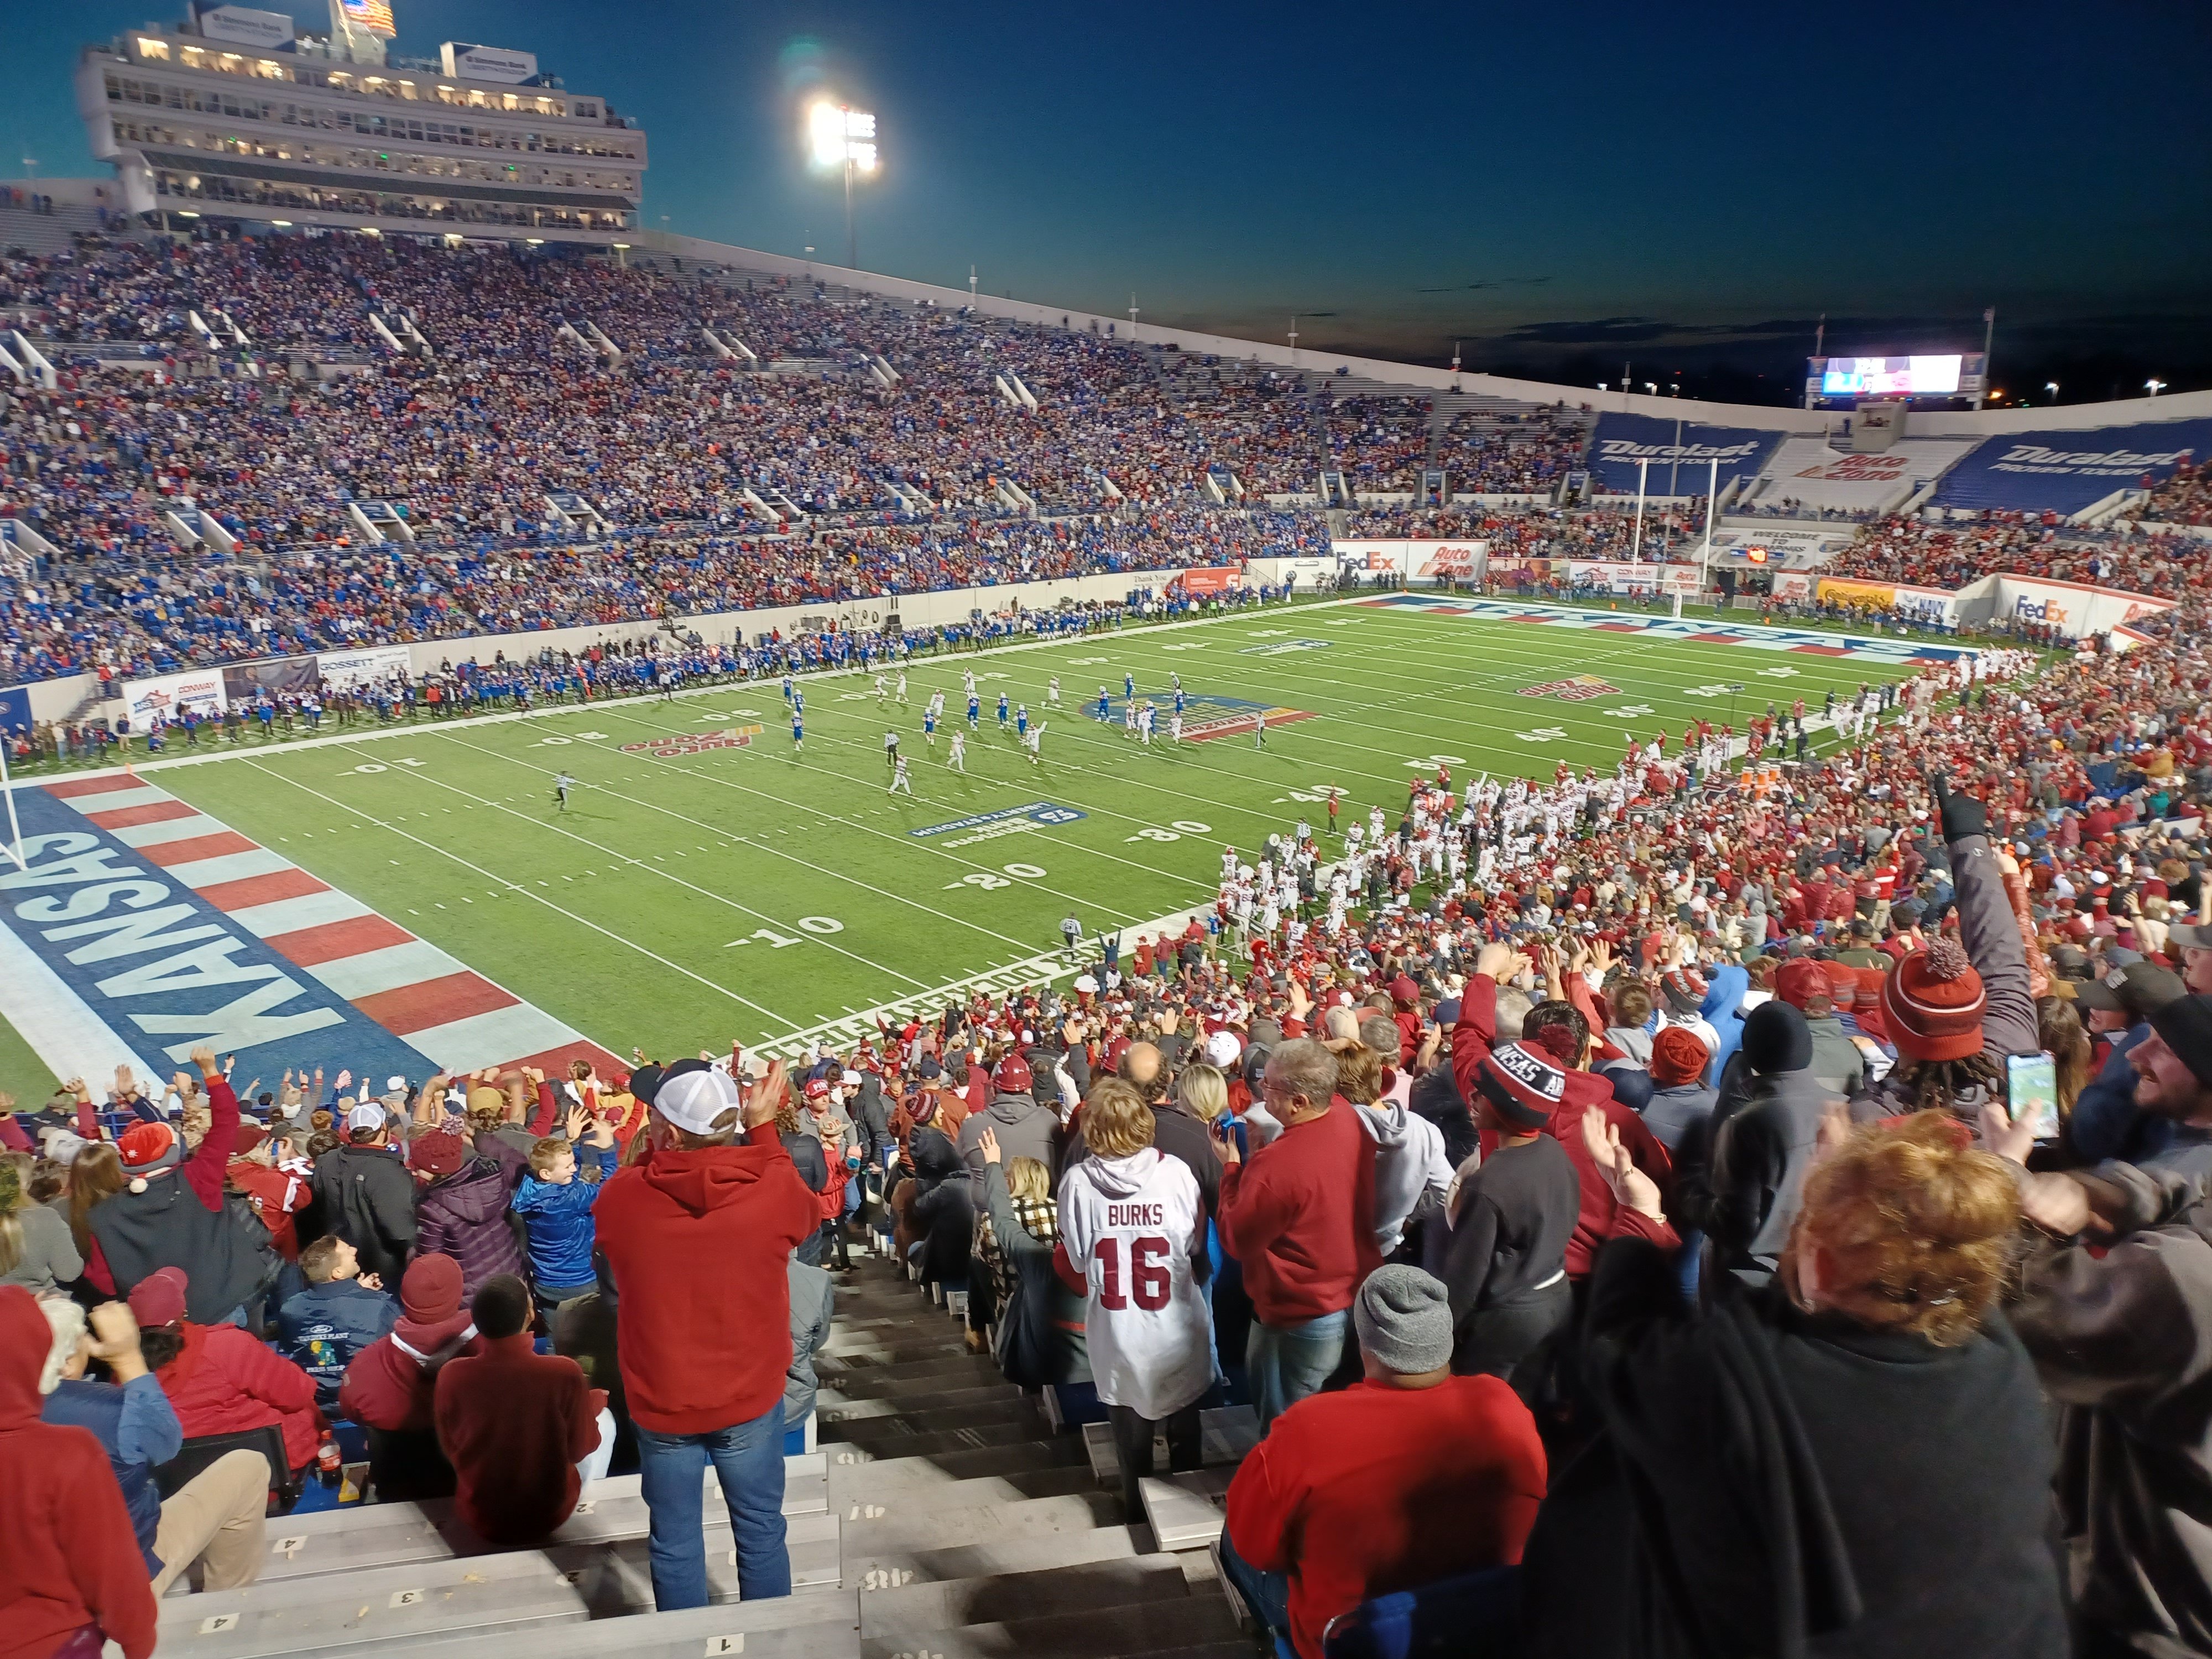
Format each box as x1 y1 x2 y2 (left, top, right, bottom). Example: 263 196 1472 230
11 593 2212 1657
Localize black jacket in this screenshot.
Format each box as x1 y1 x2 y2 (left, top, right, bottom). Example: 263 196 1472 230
979 1163 1089 1389
311 1142 418 1284
1061 1102 1221 1218
1519 1237 2067 1659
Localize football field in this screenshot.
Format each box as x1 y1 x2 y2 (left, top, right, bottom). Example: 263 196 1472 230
1 597 1952 1090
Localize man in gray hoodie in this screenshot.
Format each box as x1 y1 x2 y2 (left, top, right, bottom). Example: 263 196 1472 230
956 1053 1062 1194
1699 1000 1843 1286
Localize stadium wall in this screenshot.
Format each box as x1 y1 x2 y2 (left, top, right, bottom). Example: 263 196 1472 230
6 565 1203 726
631 231 2212 437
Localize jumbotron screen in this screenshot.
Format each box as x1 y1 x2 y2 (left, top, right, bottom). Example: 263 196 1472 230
1818 354 1963 397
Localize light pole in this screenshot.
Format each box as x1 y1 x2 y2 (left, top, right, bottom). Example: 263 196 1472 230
1128 295 1140 340
808 102 877 270
2147 378 2167 398
2045 380 2059 405
1288 311 1335 365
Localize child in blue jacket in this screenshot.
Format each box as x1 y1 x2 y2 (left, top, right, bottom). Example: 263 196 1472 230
511 1112 618 1315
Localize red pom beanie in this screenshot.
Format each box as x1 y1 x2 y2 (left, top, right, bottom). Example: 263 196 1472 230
1881 937 1987 1062
1650 1025 1712 1087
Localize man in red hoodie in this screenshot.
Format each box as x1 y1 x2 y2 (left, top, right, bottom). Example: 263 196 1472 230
1212 1037 1380 1433
594 1059 818 1610
0 1284 158 1659
435 1274 607 1545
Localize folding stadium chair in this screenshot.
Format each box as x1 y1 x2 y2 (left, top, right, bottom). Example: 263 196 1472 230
155 1423 304 1517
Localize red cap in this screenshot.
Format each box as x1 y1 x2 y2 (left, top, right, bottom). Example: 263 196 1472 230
128 1265 189 1329
1775 959 1832 1010
992 1053 1035 1094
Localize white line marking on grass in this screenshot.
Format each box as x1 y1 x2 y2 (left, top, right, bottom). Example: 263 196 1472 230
372 750 946 994
237 759 795 1032
427 726 1066 960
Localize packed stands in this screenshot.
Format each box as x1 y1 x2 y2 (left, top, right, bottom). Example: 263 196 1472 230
1324 395 1431 493
2137 457 2212 527
15 617 2212 1657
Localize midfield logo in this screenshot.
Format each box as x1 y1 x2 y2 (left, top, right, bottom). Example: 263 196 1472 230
1516 676 1620 702
619 724 764 757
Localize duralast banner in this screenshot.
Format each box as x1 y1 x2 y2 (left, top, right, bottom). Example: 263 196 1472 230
1584 413 1787 495
1933 418 2212 514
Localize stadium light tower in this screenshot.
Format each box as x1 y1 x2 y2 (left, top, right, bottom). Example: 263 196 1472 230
2045 380 2059 404
2147 378 2167 397
808 101 877 269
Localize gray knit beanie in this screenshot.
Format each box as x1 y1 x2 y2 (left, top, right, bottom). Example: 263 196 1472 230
1353 1265 1454 1376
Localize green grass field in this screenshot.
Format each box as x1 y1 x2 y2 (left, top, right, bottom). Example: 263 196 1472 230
50 597 1926 1067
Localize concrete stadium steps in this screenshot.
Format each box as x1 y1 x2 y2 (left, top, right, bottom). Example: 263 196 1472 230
161 1255 1248 1659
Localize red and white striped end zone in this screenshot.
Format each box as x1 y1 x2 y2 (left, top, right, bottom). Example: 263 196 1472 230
45 774 620 1079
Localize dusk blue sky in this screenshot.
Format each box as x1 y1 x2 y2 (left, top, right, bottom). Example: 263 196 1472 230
8 1 2209 392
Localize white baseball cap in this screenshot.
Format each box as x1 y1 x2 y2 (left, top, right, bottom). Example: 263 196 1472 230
656 1066 743 1135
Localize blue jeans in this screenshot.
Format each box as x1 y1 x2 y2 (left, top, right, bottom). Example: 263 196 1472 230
1218 1528 1295 1655
635 1404 790 1610
1246 1308 1347 1435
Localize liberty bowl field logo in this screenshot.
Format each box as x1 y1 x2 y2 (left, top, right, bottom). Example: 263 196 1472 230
619 724 764 758
1517 676 1620 702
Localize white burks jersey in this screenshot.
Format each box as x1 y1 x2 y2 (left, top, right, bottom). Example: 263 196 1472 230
1057 1147 1215 1420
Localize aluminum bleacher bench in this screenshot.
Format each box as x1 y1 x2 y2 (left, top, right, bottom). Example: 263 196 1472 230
158 1512 843 1657
1082 1406 1258 1486
229 1454 826 1588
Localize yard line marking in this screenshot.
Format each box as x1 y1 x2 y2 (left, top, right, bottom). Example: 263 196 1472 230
236 759 795 1034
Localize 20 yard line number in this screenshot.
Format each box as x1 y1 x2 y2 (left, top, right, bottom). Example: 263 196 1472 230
727 916 845 948
946 861 1052 892
1125 820 1212 845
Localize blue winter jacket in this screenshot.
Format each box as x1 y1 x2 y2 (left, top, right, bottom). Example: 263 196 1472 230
512 1142 618 1291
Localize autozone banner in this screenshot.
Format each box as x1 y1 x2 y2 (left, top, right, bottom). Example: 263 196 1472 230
121 667 226 733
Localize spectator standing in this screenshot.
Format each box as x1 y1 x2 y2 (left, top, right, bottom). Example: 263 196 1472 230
435 1275 609 1545
785 1256 833 1431
86 1048 274 1322
311 1102 417 1286
957 1053 1062 1188
0 1284 156 1659
0 1158 82 1295
1432 1042 1582 1381
408 1130 525 1299
1520 1110 2064 1659
513 1112 619 1316
1212 1037 1380 1432
594 1060 818 1610
275 1235 397 1415
1220 1265 1547 1659
1701 1001 1846 1285
977 1135 1091 1389
38 1298 268 1598
2002 1002 2212 1656
338 1253 479 1501
1053 1084 1215 1510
